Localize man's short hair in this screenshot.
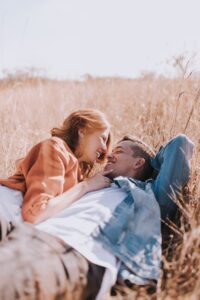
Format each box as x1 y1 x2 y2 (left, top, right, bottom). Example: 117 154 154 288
119 135 155 181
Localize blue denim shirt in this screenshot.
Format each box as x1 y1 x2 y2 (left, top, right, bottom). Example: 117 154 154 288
92 134 194 284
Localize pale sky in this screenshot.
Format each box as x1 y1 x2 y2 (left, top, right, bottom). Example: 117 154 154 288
0 0 200 79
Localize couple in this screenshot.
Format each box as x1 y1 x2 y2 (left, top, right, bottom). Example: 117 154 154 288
0 109 194 300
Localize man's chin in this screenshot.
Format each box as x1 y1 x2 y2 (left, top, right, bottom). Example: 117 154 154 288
106 172 115 180
104 167 115 179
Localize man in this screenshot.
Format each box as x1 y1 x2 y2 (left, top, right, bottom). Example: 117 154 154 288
0 134 194 300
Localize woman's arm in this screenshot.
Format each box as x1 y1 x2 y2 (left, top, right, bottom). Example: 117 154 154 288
151 134 194 220
23 171 112 224
22 139 72 223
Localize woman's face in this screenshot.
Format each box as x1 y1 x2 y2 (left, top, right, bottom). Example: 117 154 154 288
77 128 110 164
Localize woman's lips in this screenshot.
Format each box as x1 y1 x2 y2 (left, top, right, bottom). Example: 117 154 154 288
96 151 101 159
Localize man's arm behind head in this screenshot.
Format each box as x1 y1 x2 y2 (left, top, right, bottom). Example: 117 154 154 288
150 134 194 220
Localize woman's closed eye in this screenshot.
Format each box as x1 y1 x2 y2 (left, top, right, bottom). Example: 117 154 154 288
100 135 108 144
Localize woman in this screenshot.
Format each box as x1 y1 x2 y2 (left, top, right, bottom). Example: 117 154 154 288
0 109 112 224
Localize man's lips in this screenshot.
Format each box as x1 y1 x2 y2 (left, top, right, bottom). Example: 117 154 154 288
105 161 114 168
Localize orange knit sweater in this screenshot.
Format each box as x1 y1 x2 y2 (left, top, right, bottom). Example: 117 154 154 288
0 137 82 221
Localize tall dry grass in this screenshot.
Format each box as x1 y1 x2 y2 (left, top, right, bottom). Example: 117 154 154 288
0 73 200 300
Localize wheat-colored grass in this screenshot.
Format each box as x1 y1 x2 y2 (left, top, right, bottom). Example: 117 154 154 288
0 73 200 299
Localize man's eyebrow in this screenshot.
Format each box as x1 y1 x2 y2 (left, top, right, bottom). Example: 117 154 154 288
112 146 124 151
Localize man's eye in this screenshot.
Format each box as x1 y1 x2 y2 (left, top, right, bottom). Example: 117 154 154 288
113 150 123 154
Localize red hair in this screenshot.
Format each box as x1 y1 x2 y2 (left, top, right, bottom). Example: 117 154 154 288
51 109 111 177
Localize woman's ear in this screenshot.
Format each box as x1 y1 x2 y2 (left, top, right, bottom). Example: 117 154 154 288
78 129 85 138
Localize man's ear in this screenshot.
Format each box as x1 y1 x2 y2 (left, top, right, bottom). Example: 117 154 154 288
133 157 145 169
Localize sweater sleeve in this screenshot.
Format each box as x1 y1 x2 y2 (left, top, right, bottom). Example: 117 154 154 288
22 139 70 222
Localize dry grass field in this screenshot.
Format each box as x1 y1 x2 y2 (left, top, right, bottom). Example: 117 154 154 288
0 73 200 299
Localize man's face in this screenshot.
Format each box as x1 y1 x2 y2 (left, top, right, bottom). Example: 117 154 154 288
104 140 140 179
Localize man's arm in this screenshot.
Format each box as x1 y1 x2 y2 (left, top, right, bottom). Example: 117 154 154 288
150 134 194 220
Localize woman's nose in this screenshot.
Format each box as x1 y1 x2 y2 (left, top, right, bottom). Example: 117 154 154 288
101 140 107 152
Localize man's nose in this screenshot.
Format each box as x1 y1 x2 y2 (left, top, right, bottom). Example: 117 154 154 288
106 153 114 160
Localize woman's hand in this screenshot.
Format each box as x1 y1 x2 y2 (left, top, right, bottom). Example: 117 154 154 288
82 170 113 194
